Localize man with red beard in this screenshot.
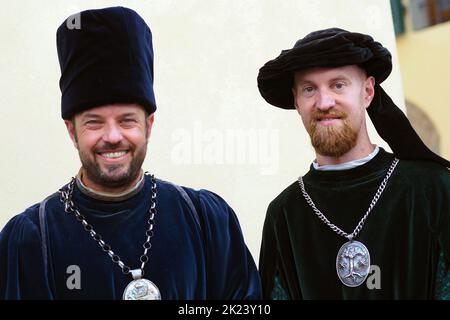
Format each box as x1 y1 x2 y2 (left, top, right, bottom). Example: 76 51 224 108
0 7 261 300
257 28 449 299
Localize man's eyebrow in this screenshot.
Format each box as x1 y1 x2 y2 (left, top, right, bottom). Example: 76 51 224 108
329 75 351 82
296 79 315 86
80 113 101 120
296 75 352 86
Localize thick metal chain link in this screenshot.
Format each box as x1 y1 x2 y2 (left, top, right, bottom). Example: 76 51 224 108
298 158 399 240
59 172 157 277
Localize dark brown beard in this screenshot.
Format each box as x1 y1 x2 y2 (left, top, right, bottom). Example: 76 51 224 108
308 110 357 157
79 142 147 189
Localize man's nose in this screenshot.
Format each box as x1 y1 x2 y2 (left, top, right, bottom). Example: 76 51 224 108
315 90 335 111
103 123 123 144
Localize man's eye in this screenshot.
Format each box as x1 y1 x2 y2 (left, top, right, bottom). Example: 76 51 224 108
334 82 345 90
302 86 315 96
85 120 100 125
122 119 136 124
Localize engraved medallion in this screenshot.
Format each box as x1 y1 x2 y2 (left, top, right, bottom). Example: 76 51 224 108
336 240 370 287
298 159 399 288
123 278 161 300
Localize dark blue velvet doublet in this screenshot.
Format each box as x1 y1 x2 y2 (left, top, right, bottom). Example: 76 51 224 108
0 177 261 299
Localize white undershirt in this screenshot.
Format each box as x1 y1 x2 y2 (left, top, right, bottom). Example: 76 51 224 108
312 145 380 171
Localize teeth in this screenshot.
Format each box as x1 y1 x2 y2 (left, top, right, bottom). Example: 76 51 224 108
102 151 127 159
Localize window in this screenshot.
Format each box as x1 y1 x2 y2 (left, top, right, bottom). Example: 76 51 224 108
409 0 450 30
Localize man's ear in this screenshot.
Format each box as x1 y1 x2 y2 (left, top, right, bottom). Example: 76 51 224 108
64 120 79 149
145 113 155 139
363 76 375 109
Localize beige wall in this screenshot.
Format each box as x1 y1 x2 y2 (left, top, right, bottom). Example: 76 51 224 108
396 21 450 159
0 0 402 262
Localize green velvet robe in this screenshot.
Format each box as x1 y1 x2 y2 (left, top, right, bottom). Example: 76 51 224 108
259 148 449 299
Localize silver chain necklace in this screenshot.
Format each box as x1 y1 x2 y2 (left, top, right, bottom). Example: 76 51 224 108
59 172 161 300
297 158 399 287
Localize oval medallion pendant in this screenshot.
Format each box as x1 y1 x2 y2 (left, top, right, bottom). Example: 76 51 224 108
123 278 161 300
336 240 370 287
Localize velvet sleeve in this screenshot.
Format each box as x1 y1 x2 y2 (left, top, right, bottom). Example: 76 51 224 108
258 202 278 299
434 169 450 300
0 210 53 299
258 201 292 300
193 190 262 299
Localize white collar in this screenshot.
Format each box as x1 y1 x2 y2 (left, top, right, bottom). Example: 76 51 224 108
312 145 380 171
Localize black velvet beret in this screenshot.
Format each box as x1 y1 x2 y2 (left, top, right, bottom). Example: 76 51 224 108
57 6 156 120
257 28 391 110
257 28 449 167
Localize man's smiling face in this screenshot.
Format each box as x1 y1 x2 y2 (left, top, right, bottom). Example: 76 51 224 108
65 103 154 193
